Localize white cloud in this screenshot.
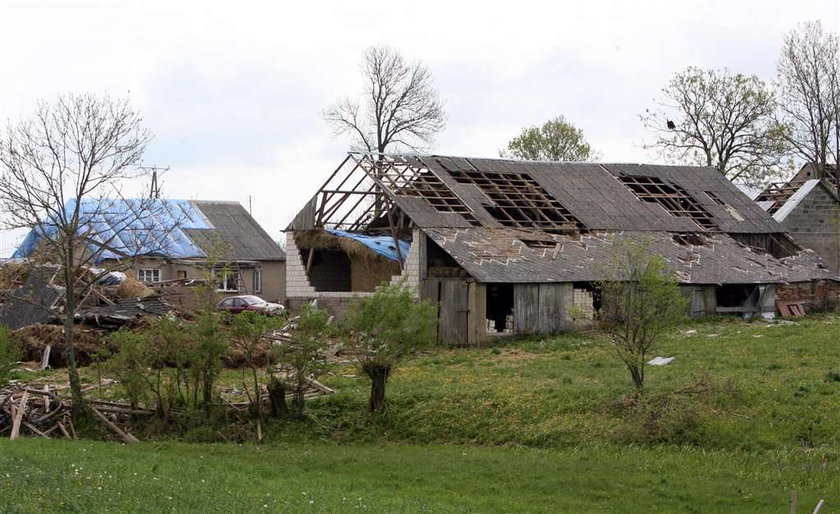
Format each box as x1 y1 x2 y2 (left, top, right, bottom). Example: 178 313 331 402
1 0 840 256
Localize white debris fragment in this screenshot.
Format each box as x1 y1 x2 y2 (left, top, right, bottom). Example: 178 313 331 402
648 356 675 366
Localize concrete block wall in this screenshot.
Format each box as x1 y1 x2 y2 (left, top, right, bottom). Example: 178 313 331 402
782 183 840 272
285 232 317 298
390 228 424 295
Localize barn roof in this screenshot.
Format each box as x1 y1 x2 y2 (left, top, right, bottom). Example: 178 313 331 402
288 153 835 284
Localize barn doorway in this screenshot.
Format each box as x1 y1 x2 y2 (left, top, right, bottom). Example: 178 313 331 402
486 283 514 334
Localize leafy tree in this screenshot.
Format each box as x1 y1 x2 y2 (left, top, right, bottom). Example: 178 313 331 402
106 330 151 410
597 238 688 392
342 282 437 412
324 45 445 154
0 326 20 387
281 302 332 418
190 311 227 414
641 67 789 184
230 310 287 424
776 21 840 192
0 94 157 418
502 116 597 161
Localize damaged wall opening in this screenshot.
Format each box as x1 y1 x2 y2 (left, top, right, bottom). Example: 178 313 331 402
486 283 514 334
572 282 600 320
716 284 758 308
619 175 717 230
448 170 585 233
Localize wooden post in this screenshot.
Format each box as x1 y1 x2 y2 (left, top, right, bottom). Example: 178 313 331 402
10 391 29 440
791 491 797 514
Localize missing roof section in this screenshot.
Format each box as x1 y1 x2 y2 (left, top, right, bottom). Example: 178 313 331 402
520 239 557 249
448 169 585 233
705 191 725 205
672 233 707 246
619 175 717 230
374 158 478 224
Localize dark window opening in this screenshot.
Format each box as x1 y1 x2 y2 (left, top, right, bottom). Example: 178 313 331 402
302 248 351 292
426 237 467 278
705 191 725 205
619 175 717 230
672 233 707 246
731 233 799 259
448 169 585 233
486 283 514 333
572 281 601 320
520 239 557 249
716 284 757 308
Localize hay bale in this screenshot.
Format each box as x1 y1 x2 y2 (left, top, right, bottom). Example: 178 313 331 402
12 324 113 368
116 275 154 298
0 262 31 291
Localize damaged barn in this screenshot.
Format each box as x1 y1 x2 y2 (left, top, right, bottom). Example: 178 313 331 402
287 154 837 344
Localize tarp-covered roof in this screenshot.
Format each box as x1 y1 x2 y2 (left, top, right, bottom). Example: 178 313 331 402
325 229 410 262
14 199 285 263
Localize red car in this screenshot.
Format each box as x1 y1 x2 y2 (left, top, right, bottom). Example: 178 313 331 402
218 295 284 315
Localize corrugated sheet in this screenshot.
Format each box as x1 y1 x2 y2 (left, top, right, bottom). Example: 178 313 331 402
408 157 783 234
0 267 64 330
423 227 834 285
191 201 285 261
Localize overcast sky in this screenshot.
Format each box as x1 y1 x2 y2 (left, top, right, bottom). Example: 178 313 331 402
1 0 839 256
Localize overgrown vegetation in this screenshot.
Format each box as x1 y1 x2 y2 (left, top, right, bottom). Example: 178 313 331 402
0 326 19 387
342 282 437 412
598 238 689 391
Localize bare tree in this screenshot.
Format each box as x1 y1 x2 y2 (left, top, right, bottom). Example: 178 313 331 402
776 21 840 192
641 67 789 185
324 46 446 155
0 93 161 418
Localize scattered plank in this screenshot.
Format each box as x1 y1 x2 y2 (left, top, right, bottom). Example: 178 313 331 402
10 391 29 440
90 407 139 444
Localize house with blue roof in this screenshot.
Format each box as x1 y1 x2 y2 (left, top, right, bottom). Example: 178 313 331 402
14 199 287 304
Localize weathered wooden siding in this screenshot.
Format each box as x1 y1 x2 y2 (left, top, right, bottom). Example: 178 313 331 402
514 283 573 335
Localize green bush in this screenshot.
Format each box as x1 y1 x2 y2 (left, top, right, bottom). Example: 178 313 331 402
0 325 19 386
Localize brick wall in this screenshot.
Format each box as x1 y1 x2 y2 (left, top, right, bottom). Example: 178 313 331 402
777 280 840 312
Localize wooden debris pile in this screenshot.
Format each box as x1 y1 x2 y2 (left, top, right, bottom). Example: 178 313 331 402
0 380 144 443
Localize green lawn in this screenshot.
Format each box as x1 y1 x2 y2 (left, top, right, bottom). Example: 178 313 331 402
5 315 840 512
0 439 835 513
293 315 840 450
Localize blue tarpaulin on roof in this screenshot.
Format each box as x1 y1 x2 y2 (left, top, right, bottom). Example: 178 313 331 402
325 229 410 263
13 198 213 263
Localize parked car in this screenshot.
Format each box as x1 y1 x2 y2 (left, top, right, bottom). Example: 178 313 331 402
218 295 284 315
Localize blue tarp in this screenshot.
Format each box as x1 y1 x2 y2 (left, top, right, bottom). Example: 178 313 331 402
14 198 213 263
325 229 410 263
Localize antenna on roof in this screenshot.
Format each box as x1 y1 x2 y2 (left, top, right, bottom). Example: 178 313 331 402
140 165 170 199
249 195 253 216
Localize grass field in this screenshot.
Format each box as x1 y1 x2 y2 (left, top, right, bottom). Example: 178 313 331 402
0 439 836 513
4 315 840 512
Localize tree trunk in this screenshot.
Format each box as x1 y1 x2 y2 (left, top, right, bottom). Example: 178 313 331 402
365 363 391 413
63 262 86 419
628 364 644 391
267 379 289 418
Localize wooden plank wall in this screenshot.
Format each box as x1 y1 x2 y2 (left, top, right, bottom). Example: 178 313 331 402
514 283 573 335
425 278 471 344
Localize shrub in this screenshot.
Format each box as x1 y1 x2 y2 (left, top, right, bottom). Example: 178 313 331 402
342 281 437 412
0 326 20 386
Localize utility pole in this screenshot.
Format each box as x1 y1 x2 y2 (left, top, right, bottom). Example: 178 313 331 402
140 165 170 199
